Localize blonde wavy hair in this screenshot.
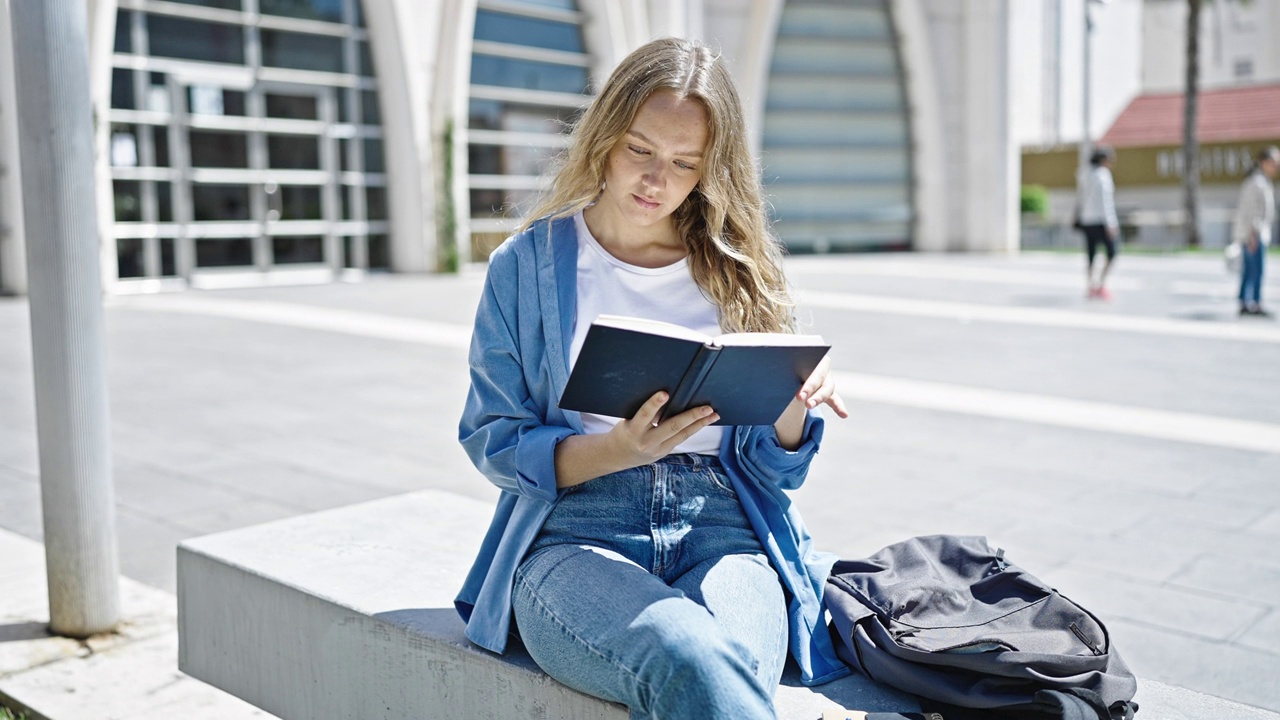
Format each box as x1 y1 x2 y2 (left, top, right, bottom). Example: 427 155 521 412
519 37 795 333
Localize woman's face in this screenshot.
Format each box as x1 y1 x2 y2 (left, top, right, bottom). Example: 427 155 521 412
597 90 709 233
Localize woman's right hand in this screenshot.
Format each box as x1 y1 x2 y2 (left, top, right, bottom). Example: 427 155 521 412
607 391 720 468
554 391 719 489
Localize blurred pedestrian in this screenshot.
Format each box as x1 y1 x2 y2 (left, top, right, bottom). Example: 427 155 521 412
1078 146 1119 300
1232 146 1279 317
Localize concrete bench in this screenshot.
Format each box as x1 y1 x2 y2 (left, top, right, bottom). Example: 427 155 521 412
176 490 1280 720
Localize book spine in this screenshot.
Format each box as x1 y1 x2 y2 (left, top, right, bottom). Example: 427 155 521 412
658 345 721 423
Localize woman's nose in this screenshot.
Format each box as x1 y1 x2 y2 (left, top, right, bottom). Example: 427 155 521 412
642 160 666 189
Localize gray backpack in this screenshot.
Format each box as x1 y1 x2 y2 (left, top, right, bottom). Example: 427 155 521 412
825 535 1139 720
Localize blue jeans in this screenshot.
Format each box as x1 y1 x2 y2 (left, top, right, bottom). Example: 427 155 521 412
512 453 787 720
1240 241 1266 306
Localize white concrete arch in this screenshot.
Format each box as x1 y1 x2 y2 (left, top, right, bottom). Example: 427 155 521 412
889 0 947 252
364 0 437 272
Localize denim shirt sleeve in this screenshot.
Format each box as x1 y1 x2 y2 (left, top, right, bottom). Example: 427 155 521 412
733 412 825 491
458 241 571 504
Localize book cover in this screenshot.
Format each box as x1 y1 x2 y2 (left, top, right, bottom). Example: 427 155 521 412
559 315 831 426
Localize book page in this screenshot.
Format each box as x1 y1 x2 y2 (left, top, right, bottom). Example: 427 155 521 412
593 314 712 343
713 331 826 347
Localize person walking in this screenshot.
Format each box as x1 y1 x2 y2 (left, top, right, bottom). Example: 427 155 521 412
1078 146 1120 300
454 38 851 719
1233 146 1279 317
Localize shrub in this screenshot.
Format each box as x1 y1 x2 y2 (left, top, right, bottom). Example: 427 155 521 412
1020 184 1049 218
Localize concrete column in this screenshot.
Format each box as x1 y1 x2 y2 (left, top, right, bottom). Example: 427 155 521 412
11 0 120 636
0 0 27 295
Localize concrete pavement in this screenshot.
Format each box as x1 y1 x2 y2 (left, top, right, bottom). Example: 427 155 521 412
1 250 1278 715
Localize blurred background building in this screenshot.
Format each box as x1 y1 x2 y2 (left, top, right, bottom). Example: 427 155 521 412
1018 0 1280 249
0 0 1273 296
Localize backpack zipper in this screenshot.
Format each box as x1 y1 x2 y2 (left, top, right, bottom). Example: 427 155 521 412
1070 621 1104 655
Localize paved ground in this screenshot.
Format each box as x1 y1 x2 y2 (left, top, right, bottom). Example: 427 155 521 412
2 250 1279 713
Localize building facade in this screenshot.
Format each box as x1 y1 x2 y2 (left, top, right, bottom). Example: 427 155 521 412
0 0 1023 295
1013 0 1280 246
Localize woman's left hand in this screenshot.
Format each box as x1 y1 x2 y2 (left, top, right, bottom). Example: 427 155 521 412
797 355 848 418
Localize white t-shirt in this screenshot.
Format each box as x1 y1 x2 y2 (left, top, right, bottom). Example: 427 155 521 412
568 211 726 455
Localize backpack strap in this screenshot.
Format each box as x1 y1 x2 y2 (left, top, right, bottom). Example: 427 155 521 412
1035 688 1139 720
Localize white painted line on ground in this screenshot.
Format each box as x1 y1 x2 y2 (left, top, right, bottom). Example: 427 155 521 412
114 295 1280 455
839 371 1280 455
112 295 472 349
787 259 1144 290
799 290 1280 344
1170 280 1280 298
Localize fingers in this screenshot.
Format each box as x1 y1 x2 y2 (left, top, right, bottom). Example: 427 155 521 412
632 390 670 428
655 406 719 453
797 358 850 419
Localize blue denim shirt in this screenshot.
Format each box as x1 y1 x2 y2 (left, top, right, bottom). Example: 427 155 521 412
455 216 850 686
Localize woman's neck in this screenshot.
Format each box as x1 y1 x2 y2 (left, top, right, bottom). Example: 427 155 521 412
582 204 687 269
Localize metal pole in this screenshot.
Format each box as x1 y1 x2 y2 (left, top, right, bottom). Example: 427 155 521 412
1078 0 1093 182
11 0 120 636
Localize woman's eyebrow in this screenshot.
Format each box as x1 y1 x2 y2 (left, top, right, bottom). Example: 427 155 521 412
626 130 704 158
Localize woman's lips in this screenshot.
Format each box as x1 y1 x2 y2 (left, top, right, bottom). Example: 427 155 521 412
633 194 659 210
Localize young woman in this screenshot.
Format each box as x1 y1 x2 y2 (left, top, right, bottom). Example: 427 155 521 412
455 37 849 718
1078 146 1119 300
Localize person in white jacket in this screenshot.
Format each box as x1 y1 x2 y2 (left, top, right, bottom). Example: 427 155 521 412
1233 146 1279 316
1078 147 1119 300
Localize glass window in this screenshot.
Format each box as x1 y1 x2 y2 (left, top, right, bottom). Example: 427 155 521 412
339 139 352 172
146 15 245 65
152 127 170 167
189 131 249 168
278 186 323 219
468 98 580 132
517 0 575 8
357 42 375 77
360 90 381 125
337 89 352 123
365 186 387 220
266 93 319 120
192 184 251 220
196 238 254 267
164 0 241 9
340 185 354 219
111 68 135 110
470 189 535 218
470 54 587 94
267 135 321 169
117 238 145 278
113 181 142 222
160 238 176 276
368 233 389 269
261 0 343 23
342 236 355 267
261 30 343 73
157 182 173 222
474 10 583 52
186 87 247 116
469 143 556 177
362 138 384 173
470 189 504 217
115 11 132 53
110 125 139 167
272 235 325 264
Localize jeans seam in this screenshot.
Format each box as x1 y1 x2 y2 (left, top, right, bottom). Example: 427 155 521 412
515 553 656 700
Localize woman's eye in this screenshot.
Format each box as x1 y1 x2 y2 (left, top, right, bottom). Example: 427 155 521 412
628 145 649 156
675 161 696 171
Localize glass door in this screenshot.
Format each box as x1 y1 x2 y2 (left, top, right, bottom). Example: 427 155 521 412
176 79 339 287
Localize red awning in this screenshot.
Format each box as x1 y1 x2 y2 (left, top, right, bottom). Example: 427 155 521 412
1100 83 1280 147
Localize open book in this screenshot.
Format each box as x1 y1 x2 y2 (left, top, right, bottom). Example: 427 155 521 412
559 315 831 426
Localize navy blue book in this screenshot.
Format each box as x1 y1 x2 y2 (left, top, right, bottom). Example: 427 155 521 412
559 315 831 426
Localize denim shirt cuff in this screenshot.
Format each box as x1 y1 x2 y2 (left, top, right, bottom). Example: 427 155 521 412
514 425 576 503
